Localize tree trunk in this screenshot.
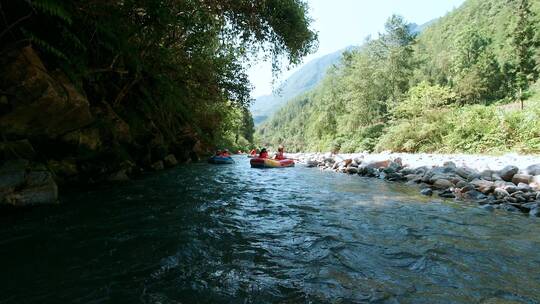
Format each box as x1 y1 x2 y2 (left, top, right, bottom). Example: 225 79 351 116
519 88 524 110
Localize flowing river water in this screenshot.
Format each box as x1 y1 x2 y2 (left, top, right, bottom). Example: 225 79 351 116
1 156 540 303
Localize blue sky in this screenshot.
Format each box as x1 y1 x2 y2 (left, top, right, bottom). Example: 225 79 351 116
248 0 466 97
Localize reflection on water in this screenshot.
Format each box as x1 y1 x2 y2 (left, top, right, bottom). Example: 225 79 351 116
1 156 539 303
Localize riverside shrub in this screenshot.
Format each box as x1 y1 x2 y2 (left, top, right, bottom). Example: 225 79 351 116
375 102 540 154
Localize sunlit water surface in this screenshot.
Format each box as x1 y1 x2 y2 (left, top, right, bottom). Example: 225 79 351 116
1 156 540 303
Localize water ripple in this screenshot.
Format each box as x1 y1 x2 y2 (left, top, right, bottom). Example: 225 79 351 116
1 155 539 303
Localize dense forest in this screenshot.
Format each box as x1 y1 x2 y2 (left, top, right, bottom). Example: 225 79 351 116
0 0 316 187
258 0 540 154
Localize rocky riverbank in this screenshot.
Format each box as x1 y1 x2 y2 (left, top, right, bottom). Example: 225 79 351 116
291 152 540 216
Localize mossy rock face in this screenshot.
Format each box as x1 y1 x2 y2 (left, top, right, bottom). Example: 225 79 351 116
0 47 93 140
92 103 132 144
0 159 28 191
0 159 58 206
0 95 9 116
61 128 103 154
47 159 78 184
0 139 36 160
0 47 204 187
4 182 58 207
0 47 50 105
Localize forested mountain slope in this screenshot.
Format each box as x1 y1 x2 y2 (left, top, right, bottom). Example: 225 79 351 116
251 47 347 125
258 0 540 154
251 20 434 126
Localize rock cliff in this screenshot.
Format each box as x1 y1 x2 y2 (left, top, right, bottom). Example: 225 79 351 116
0 47 206 206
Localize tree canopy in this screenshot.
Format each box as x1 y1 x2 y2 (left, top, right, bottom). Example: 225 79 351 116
1 0 318 151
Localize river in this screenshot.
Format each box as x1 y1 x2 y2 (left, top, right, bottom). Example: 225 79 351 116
1 155 539 303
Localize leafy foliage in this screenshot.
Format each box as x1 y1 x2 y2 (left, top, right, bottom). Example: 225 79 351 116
1 0 317 152
257 0 540 154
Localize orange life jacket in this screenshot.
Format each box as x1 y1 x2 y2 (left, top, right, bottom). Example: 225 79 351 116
275 151 285 160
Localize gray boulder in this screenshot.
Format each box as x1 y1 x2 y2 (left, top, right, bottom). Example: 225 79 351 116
414 166 429 175
106 169 130 182
522 202 539 211
525 164 540 176
4 179 58 206
382 161 401 174
433 179 453 190
443 161 457 171
491 173 503 181
151 161 165 171
455 180 469 188
386 172 405 181
26 170 54 187
460 184 476 193
516 183 531 192
346 167 358 174
438 190 455 198
352 157 363 166
456 167 479 181
480 170 494 181
164 154 178 167
494 188 510 199
512 174 533 185
505 185 518 193
323 157 335 163
500 204 520 212
405 174 421 182
499 165 519 182
306 160 319 168
0 159 28 190
481 204 495 211
470 179 495 194
505 196 520 204
420 188 433 196
463 190 487 201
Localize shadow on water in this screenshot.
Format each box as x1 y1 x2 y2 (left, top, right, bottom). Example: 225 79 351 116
1 155 540 303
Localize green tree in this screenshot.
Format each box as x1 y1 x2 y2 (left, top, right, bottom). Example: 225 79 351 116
452 28 491 73
451 28 503 103
373 15 417 107
511 0 537 109
392 82 456 120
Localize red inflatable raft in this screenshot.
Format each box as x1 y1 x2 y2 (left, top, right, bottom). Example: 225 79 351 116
250 158 295 168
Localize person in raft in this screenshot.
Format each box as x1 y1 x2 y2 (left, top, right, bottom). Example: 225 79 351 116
221 148 231 157
249 148 258 156
259 148 269 158
214 149 222 156
273 145 285 160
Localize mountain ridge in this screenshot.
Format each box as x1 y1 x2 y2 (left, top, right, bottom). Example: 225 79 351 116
250 47 350 125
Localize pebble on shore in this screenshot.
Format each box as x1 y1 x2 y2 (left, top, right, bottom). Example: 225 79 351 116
291 152 540 217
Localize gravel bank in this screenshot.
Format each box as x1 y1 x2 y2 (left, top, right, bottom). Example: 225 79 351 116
288 152 540 216
289 152 540 172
